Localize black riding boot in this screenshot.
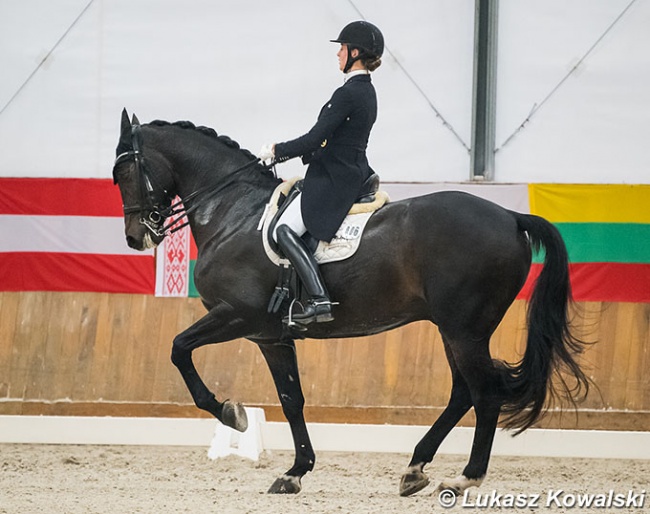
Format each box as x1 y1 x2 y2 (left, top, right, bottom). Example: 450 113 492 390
275 225 334 324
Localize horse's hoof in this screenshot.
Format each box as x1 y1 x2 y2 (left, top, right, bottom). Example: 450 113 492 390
267 474 302 494
436 483 462 496
399 470 430 497
221 400 248 432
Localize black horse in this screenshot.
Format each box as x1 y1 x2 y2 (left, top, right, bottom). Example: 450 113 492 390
112 109 589 496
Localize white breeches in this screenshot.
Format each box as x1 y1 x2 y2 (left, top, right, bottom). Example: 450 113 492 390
273 192 308 242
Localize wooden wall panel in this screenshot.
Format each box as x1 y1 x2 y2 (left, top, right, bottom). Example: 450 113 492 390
0 291 648 430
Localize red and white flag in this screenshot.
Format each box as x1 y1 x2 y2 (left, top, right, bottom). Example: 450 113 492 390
0 178 154 293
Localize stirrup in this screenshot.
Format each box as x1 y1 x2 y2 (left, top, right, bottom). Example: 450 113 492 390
284 299 308 331
283 298 336 326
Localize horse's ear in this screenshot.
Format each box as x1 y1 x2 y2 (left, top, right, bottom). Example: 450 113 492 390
131 113 140 126
118 108 133 153
121 108 131 133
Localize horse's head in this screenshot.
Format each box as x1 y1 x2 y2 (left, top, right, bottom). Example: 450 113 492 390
113 109 175 251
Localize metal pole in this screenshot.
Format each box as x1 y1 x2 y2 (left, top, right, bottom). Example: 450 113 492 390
470 0 499 181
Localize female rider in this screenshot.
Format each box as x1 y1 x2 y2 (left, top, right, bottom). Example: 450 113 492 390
259 21 384 325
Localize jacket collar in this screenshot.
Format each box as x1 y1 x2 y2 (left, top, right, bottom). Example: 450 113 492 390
344 69 370 83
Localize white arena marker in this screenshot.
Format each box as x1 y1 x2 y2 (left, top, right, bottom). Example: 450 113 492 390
208 407 266 461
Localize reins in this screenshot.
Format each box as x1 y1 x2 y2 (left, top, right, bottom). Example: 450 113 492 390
159 157 264 236
114 123 270 239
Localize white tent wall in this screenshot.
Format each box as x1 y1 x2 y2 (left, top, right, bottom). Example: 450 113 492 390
495 0 650 183
0 1 647 184
0 0 473 181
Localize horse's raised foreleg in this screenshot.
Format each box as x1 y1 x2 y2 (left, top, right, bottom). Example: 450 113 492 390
400 341 473 497
257 341 314 495
171 307 248 432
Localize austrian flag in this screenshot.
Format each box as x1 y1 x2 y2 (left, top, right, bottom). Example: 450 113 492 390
0 178 154 293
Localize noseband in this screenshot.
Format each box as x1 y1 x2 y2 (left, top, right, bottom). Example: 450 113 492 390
113 123 265 240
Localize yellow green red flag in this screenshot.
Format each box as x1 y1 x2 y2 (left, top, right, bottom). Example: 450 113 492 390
522 184 650 302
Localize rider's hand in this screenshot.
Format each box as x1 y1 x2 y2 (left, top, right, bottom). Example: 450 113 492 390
258 143 275 165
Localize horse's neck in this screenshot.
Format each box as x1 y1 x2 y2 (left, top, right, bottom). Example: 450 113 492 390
150 126 278 247
173 157 277 247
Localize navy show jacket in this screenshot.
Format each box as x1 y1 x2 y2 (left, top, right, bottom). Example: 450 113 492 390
274 74 378 242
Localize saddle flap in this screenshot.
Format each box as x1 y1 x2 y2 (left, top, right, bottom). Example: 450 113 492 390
259 179 389 268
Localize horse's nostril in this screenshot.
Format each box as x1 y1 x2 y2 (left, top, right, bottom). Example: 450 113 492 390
126 236 139 249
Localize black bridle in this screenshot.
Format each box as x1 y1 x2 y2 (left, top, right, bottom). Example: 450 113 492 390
113 123 266 239
114 124 171 237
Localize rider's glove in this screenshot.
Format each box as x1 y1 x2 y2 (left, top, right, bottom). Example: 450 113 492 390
258 143 275 165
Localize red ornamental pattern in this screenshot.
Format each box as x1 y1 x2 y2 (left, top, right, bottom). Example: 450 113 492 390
157 206 190 297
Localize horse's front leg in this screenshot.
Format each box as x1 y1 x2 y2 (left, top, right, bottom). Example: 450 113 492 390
257 340 314 495
171 305 248 432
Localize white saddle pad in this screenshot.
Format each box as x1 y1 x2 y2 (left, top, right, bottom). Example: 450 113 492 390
258 177 389 266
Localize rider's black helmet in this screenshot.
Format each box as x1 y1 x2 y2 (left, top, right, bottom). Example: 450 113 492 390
331 21 384 59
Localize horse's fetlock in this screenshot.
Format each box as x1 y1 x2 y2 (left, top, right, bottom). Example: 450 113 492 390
195 392 218 412
297 450 316 472
407 462 425 473
412 442 436 467
458 469 486 486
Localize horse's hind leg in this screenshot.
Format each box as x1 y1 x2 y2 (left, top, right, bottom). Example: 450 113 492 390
435 333 504 496
400 338 473 496
257 341 315 495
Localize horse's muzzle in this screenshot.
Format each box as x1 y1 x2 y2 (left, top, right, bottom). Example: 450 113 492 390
126 235 140 249
126 231 160 251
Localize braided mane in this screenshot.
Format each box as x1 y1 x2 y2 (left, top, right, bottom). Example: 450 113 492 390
147 119 259 162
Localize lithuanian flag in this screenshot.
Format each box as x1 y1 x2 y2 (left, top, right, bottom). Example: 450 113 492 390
522 184 650 303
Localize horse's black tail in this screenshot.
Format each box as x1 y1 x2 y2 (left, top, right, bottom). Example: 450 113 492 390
500 213 591 433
